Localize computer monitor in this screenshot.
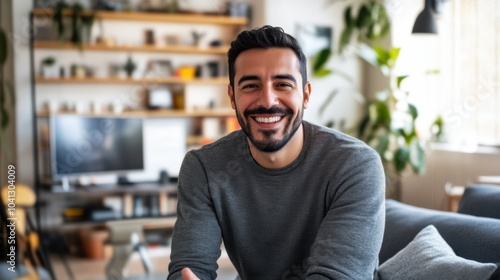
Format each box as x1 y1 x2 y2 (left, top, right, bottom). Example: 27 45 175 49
50 115 144 187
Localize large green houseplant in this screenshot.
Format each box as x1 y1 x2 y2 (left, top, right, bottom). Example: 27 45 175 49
316 0 426 199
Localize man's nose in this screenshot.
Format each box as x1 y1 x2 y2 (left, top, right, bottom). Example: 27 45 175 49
257 84 279 108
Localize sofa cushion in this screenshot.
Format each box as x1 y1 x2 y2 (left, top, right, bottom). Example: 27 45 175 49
457 185 500 219
380 200 500 265
376 225 498 280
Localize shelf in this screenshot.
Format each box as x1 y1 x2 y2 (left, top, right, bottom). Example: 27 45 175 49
37 108 235 118
36 76 229 85
47 215 177 230
41 182 178 196
34 41 230 54
32 8 248 26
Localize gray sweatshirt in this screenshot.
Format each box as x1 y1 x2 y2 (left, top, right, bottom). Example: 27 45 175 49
168 121 385 279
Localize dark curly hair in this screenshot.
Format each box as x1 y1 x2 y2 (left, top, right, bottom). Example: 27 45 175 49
227 25 308 89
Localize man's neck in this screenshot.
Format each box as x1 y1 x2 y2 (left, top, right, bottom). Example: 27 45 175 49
248 124 305 169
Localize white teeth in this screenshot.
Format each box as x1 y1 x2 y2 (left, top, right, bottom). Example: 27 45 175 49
255 116 281 123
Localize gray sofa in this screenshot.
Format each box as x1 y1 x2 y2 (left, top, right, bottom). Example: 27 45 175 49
457 184 500 219
378 184 500 280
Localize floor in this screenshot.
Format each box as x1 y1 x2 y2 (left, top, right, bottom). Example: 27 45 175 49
50 246 238 280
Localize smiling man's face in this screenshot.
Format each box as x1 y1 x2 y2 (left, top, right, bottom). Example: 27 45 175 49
228 48 311 153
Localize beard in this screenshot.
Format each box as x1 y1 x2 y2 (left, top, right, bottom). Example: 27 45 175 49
235 105 304 153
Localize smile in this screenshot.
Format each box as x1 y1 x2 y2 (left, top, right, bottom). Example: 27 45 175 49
254 116 282 124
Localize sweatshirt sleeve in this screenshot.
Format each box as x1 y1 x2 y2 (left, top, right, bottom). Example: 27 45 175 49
168 151 222 280
306 146 386 280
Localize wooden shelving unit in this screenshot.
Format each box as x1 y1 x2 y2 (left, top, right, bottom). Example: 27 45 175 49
30 7 246 236
34 41 230 54
35 76 229 85
36 108 235 118
31 8 248 26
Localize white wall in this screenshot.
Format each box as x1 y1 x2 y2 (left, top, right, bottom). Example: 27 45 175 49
11 0 34 187
251 0 364 130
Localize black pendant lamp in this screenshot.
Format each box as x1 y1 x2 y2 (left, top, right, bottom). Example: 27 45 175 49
412 0 438 34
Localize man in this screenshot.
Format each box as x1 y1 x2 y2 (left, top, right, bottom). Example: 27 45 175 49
168 25 385 279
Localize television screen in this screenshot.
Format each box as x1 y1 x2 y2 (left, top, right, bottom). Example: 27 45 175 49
50 115 144 180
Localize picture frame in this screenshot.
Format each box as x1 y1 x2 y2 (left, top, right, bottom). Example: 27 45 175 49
144 60 174 77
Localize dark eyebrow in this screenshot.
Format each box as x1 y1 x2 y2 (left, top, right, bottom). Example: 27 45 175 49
238 75 260 86
273 74 296 84
237 74 297 86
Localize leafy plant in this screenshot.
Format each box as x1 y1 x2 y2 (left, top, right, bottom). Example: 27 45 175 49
0 27 15 160
356 45 426 175
41 56 56 66
318 1 427 177
53 2 96 48
337 0 390 54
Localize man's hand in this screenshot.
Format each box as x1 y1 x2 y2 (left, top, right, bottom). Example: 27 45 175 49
182 268 200 280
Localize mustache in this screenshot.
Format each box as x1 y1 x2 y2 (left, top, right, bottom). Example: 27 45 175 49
244 106 293 118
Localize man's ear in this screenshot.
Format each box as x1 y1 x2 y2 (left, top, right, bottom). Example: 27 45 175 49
303 82 312 109
228 84 236 109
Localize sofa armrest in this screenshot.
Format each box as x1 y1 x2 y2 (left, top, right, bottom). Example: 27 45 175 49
457 184 500 219
380 200 500 265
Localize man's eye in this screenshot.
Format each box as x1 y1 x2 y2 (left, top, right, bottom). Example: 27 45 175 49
277 83 292 88
242 84 258 89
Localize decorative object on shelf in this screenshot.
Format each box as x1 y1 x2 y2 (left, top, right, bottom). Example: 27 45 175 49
40 56 58 78
44 100 59 113
206 61 220 77
52 2 96 47
171 85 185 109
165 0 179 13
95 35 116 46
140 0 179 13
191 30 206 47
144 29 156 45
176 65 195 79
209 39 222 47
123 55 137 78
81 13 96 44
52 1 68 42
110 101 125 114
94 0 119 11
147 85 173 109
144 60 173 77
227 1 249 17
165 34 180 45
70 3 84 46
70 64 86 78
109 63 122 77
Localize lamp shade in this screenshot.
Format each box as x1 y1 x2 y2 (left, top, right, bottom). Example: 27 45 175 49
412 0 437 34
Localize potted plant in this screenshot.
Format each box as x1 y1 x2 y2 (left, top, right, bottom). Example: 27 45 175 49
316 0 426 200
0 27 14 160
53 2 96 48
41 56 59 78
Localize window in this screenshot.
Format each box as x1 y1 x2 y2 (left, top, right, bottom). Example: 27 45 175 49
440 0 499 146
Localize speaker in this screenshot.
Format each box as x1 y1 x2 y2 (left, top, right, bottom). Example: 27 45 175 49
159 170 169 185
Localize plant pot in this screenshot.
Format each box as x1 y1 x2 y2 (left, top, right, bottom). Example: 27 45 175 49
41 65 59 78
